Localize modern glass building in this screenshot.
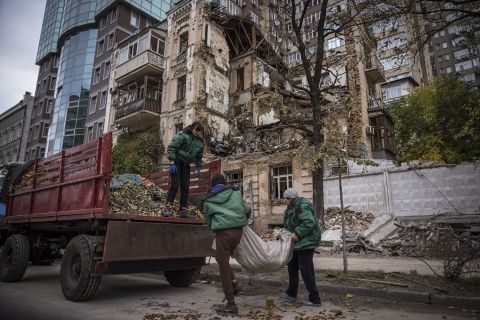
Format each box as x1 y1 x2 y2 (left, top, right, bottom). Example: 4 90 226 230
96 0 170 20
48 29 98 153
36 0 65 64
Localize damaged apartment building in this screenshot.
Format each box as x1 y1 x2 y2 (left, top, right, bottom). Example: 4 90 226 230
106 0 423 231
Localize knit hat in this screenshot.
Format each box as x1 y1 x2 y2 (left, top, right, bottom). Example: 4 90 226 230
211 173 226 187
283 187 298 199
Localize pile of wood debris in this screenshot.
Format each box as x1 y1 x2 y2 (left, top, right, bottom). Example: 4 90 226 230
109 177 204 220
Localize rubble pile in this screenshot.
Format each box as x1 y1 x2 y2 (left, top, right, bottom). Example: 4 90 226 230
380 223 458 257
260 228 283 241
11 166 37 190
109 177 204 220
324 207 374 233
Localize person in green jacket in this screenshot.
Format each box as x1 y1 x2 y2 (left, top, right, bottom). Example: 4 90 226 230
202 173 251 315
164 121 204 218
279 187 322 307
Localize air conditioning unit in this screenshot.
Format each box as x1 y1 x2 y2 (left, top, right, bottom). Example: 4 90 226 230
366 126 375 135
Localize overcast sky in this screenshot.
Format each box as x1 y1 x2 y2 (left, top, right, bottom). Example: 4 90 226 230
0 0 46 114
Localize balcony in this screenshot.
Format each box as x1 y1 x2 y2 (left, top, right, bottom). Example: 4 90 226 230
367 97 388 112
209 0 241 15
114 97 161 129
115 50 164 85
365 53 385 83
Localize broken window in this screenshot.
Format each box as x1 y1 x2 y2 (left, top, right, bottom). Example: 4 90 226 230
176 75 187 101
179 32 188 54
236 68 244 91
271 165 292 200
226 171 244 195
175 122 183 134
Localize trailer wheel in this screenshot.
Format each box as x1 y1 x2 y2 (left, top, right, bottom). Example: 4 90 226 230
164 267 201 287
0 234 30 282
60 235 101 301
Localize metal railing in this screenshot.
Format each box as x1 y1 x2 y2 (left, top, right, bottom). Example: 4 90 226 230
219 0 241 15
368 97 388 111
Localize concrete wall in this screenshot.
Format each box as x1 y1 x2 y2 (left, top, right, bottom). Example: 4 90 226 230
324 163 480 217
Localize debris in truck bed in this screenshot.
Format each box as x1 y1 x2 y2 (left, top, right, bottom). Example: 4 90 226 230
109 177 204 220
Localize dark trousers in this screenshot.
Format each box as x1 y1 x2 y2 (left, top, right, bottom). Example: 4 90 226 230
215 228 243 304
166 161 190 208
286 249 321 304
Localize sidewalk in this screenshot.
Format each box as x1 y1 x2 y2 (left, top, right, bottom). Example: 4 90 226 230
200 255 480 309
213 255 443 275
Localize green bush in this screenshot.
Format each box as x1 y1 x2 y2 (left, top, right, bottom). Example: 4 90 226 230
112 126 164 175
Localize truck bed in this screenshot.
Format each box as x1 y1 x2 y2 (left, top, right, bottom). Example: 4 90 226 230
6 133 201 225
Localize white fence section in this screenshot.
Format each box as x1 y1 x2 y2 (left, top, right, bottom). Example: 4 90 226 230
323 163 480 217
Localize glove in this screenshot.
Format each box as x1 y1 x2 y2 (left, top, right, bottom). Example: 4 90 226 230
195 166 201 177
169 162 177 174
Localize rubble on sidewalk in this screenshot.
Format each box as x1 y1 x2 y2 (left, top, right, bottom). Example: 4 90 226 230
109 177 204 220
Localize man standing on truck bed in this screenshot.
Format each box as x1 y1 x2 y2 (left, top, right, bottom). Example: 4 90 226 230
164 121 204 218
202 173 251 315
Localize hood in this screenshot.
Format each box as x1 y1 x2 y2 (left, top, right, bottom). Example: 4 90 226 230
203 186 235 205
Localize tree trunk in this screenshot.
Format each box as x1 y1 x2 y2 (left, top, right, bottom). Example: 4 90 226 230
311 91 324 224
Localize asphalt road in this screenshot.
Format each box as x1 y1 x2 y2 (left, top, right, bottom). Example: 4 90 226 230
0 264 477 320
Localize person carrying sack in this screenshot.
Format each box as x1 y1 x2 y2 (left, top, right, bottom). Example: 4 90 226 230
279 187 322 307
202 173 251 315
164 121 204 218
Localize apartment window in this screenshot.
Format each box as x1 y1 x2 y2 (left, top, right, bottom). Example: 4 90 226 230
130 11 139 28
435 42 448 50
327 36 345 50
110 7 117 22
103 61 111 79
455 60 473 72
42 123 49 137
271 165 292 200
151 34 165 54
32 125 39 139
38 101 43 115
89 95 97 114
446 67 453 73
179 32 188 54
128 42 138 58
46 100 53 114
377 33 407 51
87 126 94 142
49 77 56 90
53 55 59 68
138 35 148 53
175 122 183 134
452 36 466 47
39 148 45 158
97 122 104 137
380 53 410 71
100 16 107 29
146 19 153 27
42 79 47 92
433 30 446 38
226 171 244 195
97 39 105 56
176 75 187 101
93 67 102 83
463 73 476 82
107 33 114 49
119 47 128 64
454 49 469 60
236 67 244 91
28 128 32 142
100 91 107 110
382 85 403 100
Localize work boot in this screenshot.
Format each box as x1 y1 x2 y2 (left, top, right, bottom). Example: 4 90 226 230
179 208 195 219
163 205 174 217
214 302 238 315
302 299 321 307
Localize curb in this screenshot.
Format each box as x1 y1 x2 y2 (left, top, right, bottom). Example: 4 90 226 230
199 271 480 309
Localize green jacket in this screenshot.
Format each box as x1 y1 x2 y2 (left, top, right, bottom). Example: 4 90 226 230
202 186 251 232
283 197 321 251
167 131 203 166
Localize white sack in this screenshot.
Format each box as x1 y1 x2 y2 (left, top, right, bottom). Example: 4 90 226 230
232 226 294 274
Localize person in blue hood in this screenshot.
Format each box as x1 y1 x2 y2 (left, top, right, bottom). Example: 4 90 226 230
202 173 251 315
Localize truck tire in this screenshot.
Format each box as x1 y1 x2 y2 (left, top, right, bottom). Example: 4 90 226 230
0 234 30 282
60 235 101 302
164 267 201 287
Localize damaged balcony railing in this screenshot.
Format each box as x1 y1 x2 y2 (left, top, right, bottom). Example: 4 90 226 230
212 0 241 16
365 53 385 83
114 97 161 121
368 97 388 111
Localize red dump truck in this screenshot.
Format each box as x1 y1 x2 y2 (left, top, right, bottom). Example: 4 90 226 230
0 133 216 301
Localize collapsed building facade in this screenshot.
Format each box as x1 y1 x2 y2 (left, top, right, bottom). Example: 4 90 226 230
105 0 426 231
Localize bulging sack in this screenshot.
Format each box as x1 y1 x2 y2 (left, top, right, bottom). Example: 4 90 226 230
232 226 294 274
